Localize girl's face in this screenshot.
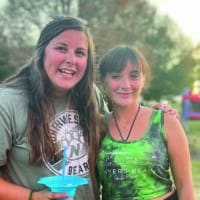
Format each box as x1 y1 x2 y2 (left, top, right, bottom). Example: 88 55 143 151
44 30 88 95
104 61 144 107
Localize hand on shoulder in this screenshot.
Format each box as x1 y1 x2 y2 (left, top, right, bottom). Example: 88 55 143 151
152 102 180 119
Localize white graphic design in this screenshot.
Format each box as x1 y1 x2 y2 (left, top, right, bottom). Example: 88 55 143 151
43 110 89 177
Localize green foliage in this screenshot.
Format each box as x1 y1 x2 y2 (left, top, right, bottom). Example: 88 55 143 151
187 120 200 199
142 16 194 100
192 161 200 199
0 31 33 82
0 0 199 100
191 45 200 82
1 0 76 47
79 0 158 55
79 0 196 100
0 0 75 82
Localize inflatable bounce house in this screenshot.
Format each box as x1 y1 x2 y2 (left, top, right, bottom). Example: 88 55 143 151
181 81 200 120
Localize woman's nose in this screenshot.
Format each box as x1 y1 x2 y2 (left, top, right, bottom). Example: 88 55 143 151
65 52 75 66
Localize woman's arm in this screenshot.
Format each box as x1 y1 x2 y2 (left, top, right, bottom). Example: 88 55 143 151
0 178 30 200
0 177 68 200
164 113 195 200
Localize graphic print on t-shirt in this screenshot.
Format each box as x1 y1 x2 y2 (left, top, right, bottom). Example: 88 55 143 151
43 110 89 177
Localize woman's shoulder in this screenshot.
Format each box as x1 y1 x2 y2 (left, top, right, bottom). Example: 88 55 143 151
0 87 26 95
0 87 28 106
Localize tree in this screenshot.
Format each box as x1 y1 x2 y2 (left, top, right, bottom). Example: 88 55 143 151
78 0 194 100
143 16 194 100
0 30 34 82
1 0 76 47
79 0 157 55
191 44 200 82
0 0 197 101
0 0 76 82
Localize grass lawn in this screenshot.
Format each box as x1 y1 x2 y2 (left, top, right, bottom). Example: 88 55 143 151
187 120 200 199
192 161 200 199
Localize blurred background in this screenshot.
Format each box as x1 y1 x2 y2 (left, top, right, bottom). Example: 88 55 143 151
0 0 199 198
1 0 200 101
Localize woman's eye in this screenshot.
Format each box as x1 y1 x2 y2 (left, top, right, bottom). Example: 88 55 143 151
55 46 67 52
76 50 86 57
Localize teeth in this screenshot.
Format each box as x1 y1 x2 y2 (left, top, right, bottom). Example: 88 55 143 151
59 69 67 73
59 68 74 75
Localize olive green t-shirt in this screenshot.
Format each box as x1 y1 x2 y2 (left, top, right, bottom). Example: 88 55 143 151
0 86 108 200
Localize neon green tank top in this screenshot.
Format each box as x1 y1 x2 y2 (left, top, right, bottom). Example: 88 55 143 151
97 110 174 200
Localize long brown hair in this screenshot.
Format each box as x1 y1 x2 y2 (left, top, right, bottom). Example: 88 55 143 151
2 16 101 168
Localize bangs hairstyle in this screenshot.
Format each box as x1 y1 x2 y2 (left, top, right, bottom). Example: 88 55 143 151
99 45 150 85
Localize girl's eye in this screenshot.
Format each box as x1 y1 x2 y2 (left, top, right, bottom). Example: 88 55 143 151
130 72 140 79
110 74 121 79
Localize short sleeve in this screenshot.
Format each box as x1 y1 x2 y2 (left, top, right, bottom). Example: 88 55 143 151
0 103 13 166
93 84 109 115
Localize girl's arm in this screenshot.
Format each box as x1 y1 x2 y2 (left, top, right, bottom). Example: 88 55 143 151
164 113 195 200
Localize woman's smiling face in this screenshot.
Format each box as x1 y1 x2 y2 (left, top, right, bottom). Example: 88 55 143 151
44 29 88 95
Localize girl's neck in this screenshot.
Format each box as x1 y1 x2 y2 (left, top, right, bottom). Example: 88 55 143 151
112 103 139 119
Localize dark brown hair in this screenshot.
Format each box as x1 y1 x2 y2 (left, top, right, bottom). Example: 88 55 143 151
99 45 150 86
2 16 101 170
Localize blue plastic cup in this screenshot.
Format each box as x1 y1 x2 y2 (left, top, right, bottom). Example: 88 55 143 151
37 175 88 199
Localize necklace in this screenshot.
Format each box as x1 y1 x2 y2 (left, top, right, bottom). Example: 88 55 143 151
113 104 141 141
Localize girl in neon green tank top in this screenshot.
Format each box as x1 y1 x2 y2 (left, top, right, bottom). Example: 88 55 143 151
95 45 194 200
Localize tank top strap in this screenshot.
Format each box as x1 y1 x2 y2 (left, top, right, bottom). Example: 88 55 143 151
148 109 165 140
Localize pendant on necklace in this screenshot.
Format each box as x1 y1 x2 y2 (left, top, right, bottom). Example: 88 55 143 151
113 105 141 141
